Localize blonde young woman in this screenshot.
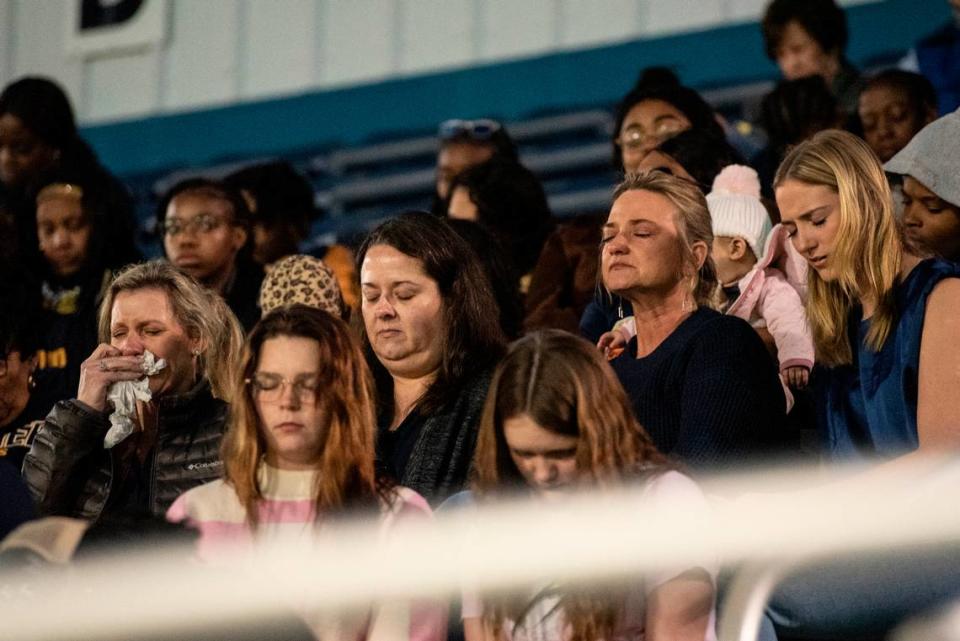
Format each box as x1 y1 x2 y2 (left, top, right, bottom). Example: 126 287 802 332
775 130 960 460
23 260 243 521
465 330 716 641
167 305 446 640
762 129 960 641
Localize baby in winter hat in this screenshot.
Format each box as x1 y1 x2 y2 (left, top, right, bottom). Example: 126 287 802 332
599 165 814 404
709 165 773 296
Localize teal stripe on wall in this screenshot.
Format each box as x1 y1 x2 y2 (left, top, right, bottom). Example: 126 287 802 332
82 0 946 178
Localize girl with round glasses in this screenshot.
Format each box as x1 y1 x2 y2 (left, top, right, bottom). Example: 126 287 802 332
167 305 445 640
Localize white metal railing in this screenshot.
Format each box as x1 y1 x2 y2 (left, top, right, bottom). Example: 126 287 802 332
1 458 958 641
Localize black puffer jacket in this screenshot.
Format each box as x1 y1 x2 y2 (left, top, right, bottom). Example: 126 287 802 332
22 379 227 521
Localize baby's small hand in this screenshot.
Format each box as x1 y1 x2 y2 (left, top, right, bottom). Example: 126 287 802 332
597 331 626 361
782 366 810 389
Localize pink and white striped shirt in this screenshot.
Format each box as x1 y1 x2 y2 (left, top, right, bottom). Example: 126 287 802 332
167 463 446 641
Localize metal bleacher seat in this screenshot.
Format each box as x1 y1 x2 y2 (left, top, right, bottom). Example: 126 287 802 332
135 81 776 253
307 108 616 230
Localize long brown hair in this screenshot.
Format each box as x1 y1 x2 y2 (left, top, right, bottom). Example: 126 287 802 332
221 305 385 527
473 330 670 641
774 130 902 366
97 260 244 401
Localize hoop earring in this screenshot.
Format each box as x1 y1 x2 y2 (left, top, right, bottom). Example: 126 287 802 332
28 373 36 391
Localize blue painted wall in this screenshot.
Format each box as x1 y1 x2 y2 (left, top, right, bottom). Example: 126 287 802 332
83 0 947 179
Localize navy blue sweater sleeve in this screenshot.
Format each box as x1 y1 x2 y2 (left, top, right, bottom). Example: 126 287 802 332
675 316 788 469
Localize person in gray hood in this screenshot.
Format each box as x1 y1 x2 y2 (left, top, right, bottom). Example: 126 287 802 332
885 108 960 263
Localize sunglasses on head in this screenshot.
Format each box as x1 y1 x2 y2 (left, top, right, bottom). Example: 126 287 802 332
438 118 502 141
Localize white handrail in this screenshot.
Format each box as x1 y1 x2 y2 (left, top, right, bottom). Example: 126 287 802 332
1 459 958 641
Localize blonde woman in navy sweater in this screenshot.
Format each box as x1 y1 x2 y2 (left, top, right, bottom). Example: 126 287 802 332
601 171 791 471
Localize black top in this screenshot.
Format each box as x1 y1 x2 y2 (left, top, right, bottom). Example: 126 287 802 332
23 378 228 521
0 459 34 539
225 258 265 332
378 409 424 483
375 368 494 506
610 307 792 472
0 386 56 472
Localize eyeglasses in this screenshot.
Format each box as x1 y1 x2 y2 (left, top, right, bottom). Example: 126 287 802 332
616 121 687 150
245 372 320 403
438 118 502 141
161 214 228 237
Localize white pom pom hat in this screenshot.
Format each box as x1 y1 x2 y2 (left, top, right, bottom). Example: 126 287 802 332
706 165 772 260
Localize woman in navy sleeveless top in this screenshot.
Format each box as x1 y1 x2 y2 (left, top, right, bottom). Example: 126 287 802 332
775 130 960 463
763 130 960 641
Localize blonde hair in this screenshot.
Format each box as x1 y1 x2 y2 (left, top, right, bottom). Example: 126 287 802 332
774 130 902 366
97 261 244 401
610 171 720 308
221 306 384 527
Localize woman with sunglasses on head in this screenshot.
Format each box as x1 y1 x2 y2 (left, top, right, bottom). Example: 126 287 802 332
464 330 717 641
167 305 445 640
432 118 518 215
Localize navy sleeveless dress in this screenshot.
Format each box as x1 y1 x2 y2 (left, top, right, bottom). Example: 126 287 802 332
815 258 960 461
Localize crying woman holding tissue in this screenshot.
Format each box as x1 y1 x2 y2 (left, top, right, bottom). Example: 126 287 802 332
23 261 244 521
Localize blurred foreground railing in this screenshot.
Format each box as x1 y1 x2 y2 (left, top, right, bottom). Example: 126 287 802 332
1 459 958 641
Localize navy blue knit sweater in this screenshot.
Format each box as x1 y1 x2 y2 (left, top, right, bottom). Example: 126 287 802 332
610 307 792 471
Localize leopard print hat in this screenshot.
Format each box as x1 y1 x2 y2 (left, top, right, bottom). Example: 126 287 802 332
259 254 345 318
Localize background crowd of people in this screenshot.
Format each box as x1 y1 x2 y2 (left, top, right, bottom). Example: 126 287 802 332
2 0 960 640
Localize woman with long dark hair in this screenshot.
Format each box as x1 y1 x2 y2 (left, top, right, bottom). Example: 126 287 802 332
358 212 506 504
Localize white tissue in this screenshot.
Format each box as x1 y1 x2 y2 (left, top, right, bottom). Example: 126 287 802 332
103 350 167 449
